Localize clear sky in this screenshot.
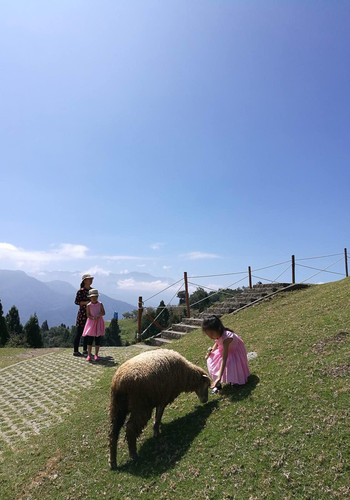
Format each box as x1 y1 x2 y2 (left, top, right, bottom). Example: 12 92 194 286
1 1 350 299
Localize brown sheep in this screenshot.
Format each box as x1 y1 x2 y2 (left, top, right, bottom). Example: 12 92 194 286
109 348 211 470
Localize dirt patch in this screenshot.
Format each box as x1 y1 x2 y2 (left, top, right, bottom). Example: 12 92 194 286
312 331 349 354
18 453 62 499
322 363 350 377
7 348 62 360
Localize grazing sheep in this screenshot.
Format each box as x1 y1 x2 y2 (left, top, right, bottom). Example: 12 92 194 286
109 349 211 470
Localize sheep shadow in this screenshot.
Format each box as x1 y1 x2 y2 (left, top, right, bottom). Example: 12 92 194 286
219 373 260 401
118 400 219 477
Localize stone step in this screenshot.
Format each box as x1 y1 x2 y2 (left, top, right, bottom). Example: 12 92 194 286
146 336 173 347
181 317 203 327
170 323 199 333
160 330 188 340
145 282 296 345
221 296 265 307
201 308 233 316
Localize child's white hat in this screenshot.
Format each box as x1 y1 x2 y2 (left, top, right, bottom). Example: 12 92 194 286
89 289 99 297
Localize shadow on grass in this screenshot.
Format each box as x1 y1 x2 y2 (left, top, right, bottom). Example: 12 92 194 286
117 400 219 477
94 355 118 367
219 374 260 402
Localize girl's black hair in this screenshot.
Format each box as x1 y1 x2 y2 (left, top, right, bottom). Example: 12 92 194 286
202 315 233 334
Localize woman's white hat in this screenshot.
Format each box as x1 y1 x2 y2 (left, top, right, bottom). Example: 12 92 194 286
89 289 99 297
81 273 94 281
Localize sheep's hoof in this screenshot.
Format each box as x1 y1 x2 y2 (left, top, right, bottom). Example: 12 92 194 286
130 453 138 461
110 461 117 471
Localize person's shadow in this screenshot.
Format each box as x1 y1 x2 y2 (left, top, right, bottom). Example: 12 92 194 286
117 400 219 477
220 373 260 401
93 355 117 367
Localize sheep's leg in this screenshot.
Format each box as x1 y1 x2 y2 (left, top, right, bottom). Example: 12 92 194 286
125 409 151 460
153 404 166 437
109 395 128 470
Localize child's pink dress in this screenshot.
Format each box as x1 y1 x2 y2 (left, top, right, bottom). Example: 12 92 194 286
207 330 250 385
82 302 105 337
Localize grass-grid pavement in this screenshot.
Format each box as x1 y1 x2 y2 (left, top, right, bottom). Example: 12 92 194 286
0 346 151 455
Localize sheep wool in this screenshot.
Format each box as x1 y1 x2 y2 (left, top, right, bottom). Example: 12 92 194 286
109 348 211 470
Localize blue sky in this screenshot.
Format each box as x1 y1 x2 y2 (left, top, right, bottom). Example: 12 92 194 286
1 1 350 300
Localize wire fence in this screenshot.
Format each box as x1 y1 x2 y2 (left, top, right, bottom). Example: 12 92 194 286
137 248 349 339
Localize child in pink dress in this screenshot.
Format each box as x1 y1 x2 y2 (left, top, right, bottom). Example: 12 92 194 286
82 289 105 362
203 315 250 390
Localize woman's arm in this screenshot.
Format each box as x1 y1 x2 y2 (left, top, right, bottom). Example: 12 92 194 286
75 289 89 307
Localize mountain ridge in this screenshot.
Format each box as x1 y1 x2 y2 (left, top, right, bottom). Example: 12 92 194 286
0 270 135 327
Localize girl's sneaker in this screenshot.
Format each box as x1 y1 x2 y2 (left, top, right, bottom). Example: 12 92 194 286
86 355 91 362
94 355 99 361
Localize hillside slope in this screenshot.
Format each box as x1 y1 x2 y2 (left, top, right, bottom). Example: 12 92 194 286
1 279 349 499
164 278 350 498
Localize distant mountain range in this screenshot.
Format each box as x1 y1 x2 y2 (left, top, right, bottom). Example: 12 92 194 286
0 270 136 328
30 270 175 305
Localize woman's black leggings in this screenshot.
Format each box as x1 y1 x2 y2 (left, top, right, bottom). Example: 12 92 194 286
73 326 88 352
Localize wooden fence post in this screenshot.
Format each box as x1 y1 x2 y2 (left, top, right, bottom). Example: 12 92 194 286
248 266 252 289
137 296 143 342
292 255 296 284
345 248 349 278
184 272 191 318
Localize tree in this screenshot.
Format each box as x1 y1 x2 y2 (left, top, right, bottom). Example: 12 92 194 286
24 314 43 348
155 300 169 329
140 307 158 340
189 287 209 312
105 318 122 346
6 306 25 346
41 325 73 348
41 320 49 331
0 300 9 346
177 291 186 305
140 301 169 341
122 312 133 320
6 306 23 335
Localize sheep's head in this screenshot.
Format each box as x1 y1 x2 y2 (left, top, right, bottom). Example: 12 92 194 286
195 374 211 403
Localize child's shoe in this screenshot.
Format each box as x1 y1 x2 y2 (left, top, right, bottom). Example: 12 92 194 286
94 355 99 361
86 355 91 362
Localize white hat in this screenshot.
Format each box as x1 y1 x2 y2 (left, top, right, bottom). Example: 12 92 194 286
81 273 94 281
89 289 99 297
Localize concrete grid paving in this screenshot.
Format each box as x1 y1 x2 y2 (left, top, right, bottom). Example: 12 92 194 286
0 347 143 453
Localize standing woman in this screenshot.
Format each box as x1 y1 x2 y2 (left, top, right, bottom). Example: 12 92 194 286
73 273 94 356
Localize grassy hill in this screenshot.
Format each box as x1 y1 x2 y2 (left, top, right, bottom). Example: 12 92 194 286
0 279 349 499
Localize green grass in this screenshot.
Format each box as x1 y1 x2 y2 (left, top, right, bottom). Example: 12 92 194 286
119 318 138 344
0 279 349 499
105 318 138 345
0 347 62 369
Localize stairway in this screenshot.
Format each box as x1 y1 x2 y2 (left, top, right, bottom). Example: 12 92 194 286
146 282 297 347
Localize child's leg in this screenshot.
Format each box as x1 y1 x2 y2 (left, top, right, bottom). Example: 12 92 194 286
95 336 101 356
87 337 92 356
